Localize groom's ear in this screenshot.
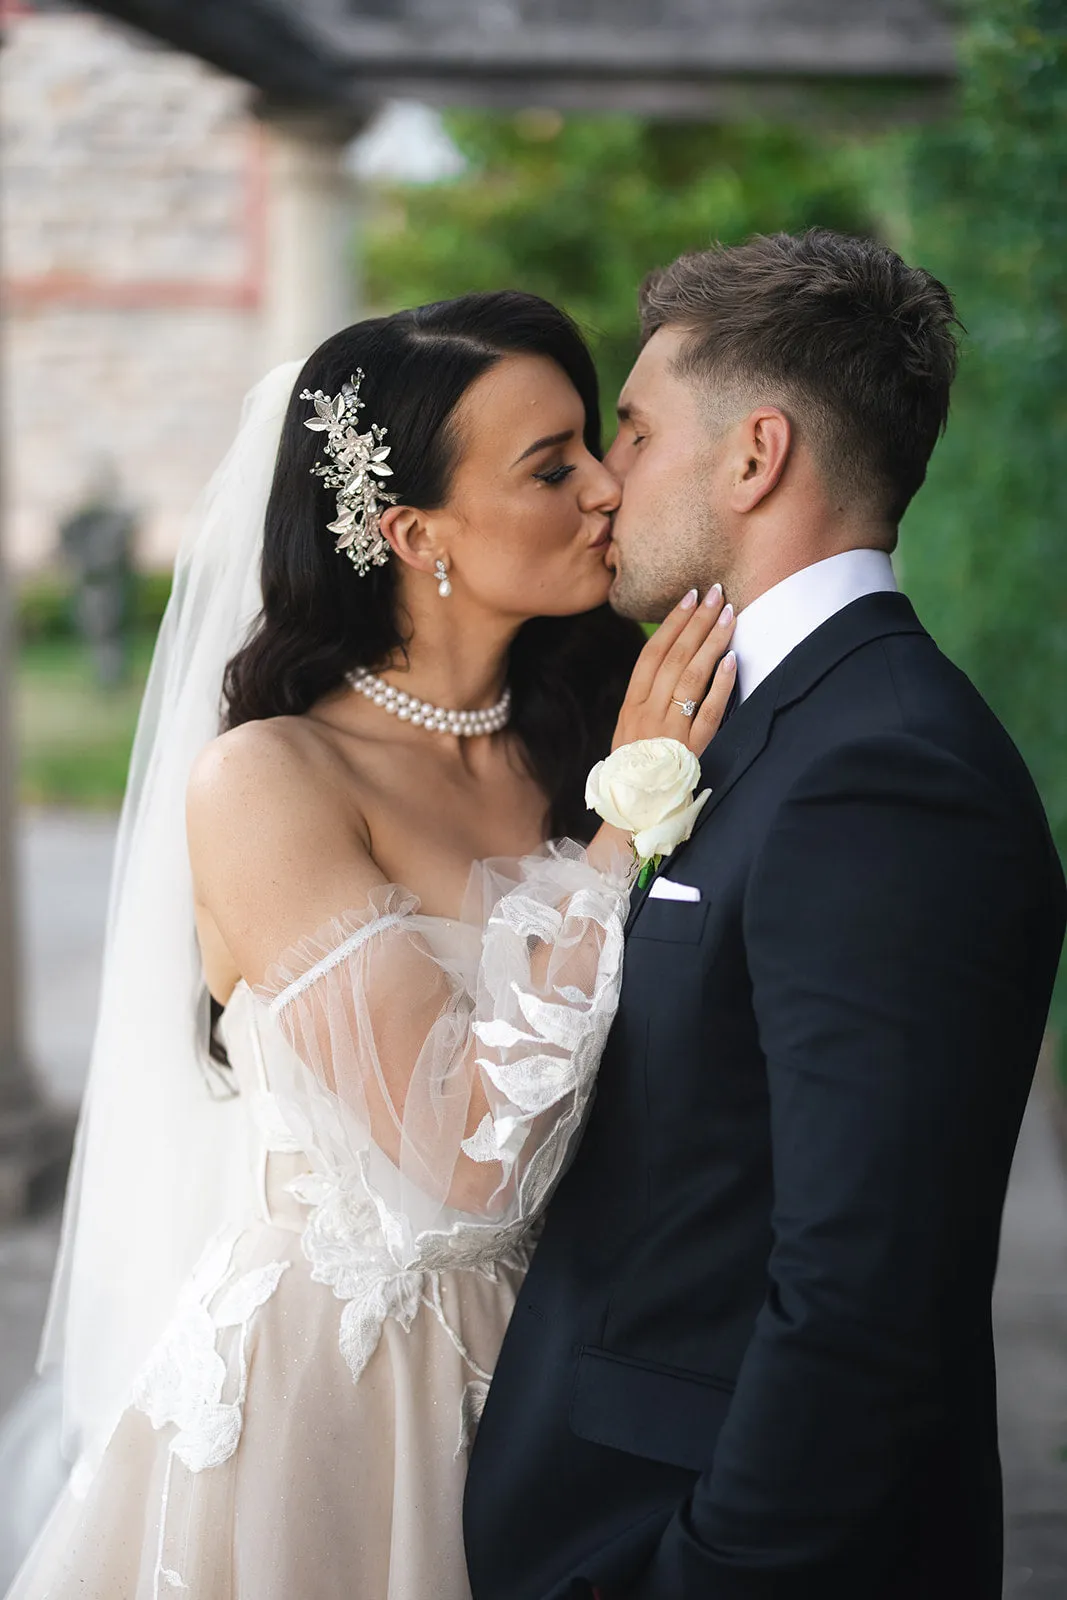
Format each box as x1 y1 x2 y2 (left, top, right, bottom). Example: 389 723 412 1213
729 407 791 514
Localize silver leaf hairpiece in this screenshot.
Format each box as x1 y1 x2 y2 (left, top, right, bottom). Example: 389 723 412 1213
300 368 398 577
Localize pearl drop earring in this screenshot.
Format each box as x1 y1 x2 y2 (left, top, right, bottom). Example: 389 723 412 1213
434 558 452 599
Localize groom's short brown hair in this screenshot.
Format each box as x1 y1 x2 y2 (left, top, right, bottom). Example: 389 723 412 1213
639 229 960 525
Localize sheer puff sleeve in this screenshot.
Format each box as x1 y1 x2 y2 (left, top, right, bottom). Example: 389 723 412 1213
252 842 628 1282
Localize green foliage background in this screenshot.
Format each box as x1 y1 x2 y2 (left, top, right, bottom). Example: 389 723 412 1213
899 0 1067 1064
365 0 1067 1072
365 113 876 410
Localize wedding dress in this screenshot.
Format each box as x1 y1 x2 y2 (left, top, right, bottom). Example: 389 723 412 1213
6 848 627 1599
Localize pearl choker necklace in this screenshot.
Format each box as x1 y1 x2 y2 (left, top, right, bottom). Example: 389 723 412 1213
347 668 511 737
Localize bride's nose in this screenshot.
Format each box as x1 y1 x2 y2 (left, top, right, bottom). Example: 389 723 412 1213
579 457 621 517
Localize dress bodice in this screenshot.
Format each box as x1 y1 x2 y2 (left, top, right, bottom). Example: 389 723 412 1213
216 981 311 1233
198 852 629 1390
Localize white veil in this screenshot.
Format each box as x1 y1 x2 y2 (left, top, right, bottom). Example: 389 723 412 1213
38 360 305 1469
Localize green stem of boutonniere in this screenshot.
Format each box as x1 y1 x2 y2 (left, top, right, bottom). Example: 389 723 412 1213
636 855 662 890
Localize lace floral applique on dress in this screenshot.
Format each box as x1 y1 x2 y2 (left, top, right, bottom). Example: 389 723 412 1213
132 1227 290 1473
285 1159 533 1448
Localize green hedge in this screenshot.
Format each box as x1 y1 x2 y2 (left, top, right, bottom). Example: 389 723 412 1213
15 570 172 644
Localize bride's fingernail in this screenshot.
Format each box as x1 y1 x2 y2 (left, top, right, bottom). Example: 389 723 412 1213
703 583 723 608
680 588 698 609
722 650 737 673
718 603 734 627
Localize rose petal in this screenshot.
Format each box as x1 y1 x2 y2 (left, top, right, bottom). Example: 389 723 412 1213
589 739 702 834
633 787 711 860
585 759 631 830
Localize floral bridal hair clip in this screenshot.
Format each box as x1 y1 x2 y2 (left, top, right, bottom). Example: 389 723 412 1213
301 368 398 576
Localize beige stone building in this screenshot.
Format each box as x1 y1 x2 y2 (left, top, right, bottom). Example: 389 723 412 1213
1 4 361 572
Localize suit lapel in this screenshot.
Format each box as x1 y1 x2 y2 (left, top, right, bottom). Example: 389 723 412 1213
623 591 926 931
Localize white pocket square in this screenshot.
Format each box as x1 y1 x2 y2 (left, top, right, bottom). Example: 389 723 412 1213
647 877 701 903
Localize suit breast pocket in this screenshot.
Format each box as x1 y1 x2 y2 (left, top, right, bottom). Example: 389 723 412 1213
629 897 710 945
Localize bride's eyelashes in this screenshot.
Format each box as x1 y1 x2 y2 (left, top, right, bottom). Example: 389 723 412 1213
533 463 578 486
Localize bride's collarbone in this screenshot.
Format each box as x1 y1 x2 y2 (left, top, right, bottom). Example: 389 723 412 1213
364 773 547 898
300 714 548 900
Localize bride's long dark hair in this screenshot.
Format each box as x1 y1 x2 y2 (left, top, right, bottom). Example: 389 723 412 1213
222 291 644 840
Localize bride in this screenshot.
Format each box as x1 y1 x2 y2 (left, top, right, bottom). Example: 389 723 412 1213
6 291 735 1599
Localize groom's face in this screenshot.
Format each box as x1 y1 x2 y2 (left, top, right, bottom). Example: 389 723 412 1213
604 327 730 623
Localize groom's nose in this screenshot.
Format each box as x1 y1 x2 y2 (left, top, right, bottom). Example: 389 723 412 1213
602 429 627 483
581 456 622 514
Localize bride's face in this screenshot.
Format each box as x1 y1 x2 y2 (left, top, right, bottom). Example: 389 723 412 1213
429 354 619 619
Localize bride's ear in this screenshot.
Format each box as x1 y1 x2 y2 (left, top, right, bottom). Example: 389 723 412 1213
379 504 436 576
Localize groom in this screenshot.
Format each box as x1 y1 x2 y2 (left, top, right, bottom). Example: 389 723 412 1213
464 229 1067 1599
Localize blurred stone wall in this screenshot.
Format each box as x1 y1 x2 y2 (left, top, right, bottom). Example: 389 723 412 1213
1 7 263 572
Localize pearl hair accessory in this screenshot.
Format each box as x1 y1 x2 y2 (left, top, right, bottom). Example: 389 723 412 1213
301 369 397 576
434 557 452 599
347 668 511 737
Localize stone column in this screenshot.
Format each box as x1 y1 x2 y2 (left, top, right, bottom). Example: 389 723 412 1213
257 109 368 370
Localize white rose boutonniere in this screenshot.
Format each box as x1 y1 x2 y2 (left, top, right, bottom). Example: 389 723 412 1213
586 738 712 888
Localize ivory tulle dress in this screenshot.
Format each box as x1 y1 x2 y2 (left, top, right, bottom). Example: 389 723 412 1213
6 846 627 1600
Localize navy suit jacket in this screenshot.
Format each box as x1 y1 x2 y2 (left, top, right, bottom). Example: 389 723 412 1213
464 592 1066 1600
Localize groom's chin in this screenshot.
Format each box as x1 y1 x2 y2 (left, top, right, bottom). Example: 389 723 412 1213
608 576 670 626
605 585 639 622
605 567 638 621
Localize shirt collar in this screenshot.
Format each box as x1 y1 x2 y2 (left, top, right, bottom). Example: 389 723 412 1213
731 548 898 703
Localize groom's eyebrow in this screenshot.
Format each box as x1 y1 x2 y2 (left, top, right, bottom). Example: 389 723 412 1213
616 401 646 425
511 430 574 467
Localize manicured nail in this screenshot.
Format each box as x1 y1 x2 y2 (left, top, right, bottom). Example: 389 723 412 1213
680 588 698 610
722 650 737 673
718 603 734 627
703 582 723 608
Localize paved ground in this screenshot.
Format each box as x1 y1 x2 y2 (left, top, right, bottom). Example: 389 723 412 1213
17 809 118 1108
1 811 116 1428
997 1079 1067 1596
0 808 1065 1593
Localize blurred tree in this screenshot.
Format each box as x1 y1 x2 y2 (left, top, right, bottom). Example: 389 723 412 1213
365 111 875 407
899 0 1067 1071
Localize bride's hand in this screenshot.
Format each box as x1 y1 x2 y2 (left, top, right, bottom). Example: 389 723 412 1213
611 585 736 759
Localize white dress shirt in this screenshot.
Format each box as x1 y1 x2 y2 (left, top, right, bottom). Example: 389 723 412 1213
730 549 898 703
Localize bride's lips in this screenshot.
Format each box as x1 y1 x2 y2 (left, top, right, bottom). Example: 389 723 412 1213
589 525 613 552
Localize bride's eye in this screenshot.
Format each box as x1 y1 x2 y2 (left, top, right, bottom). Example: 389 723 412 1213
533 463 577 486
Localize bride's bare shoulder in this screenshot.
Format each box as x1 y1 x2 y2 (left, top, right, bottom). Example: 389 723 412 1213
187 715 367 861
191 716 323 805
186 717 383 978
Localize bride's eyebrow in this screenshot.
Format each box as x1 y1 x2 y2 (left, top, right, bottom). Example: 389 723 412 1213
511 429 575 467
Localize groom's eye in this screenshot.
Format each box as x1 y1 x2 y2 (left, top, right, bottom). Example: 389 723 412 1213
533 463 577 486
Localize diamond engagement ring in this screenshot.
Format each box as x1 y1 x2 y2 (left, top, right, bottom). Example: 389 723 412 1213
672 697 698 718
